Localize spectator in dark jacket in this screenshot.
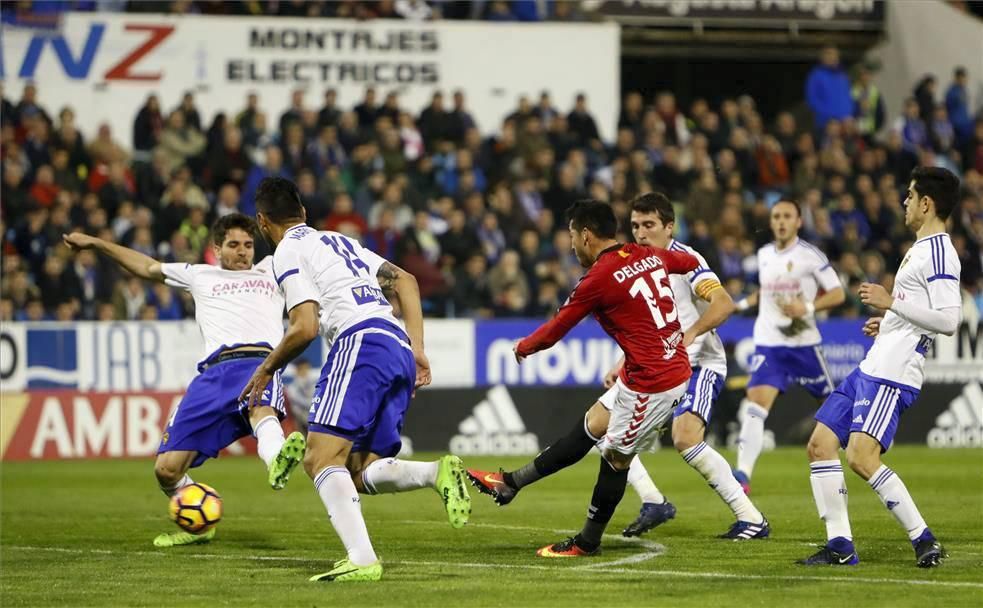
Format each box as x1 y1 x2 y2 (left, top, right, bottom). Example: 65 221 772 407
132 94 163 153
567 93 601 146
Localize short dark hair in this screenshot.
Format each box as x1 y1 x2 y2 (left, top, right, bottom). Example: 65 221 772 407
630 192 674 224
255 177 304 223
773 199 802 217
910 167 960 221
566 200 617 239
211 213 258 246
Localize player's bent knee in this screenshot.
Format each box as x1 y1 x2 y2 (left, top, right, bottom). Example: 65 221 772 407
806 424 839 462
154 460 185 486
845 441 881 480
671 415 703 452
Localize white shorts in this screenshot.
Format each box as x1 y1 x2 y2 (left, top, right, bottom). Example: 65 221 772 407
598 378 688 456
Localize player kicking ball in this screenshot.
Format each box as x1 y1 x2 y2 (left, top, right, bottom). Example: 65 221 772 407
731 200 845 494
473 200 699 557
64 214 305 548
470 194 769 541
800 167 960 568
241 177 470 583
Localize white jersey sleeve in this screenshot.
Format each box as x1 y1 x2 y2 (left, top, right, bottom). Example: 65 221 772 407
925 245 962 310
813 260 841 292
161 262 197 291
274 239 320 312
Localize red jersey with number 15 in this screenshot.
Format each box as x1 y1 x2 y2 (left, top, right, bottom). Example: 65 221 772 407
516 243 699 393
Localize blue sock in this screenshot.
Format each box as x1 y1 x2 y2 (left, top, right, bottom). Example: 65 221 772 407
828 536 855 554
911 527 936 548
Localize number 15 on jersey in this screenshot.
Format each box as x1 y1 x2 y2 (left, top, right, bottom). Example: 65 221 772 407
629 268 677 328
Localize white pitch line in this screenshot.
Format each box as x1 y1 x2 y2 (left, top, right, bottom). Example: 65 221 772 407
5 545 983 589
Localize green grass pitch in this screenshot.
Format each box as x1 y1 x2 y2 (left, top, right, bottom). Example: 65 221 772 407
2 447 981 607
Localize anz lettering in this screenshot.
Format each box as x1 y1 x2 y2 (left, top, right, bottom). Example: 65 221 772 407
351 285 386 306
4 22 175 81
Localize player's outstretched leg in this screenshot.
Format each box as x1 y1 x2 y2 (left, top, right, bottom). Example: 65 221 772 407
847 433 946 568
468 410 601 506
538 456 629 557
250 409 302 490
360 455 471 529
269 431 306 490
621 457 676 537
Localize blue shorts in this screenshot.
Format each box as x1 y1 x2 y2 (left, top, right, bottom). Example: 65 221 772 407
673 367 725 425
747 345 834 399
158 355 285 468
309 318 415 458
815 368 918 452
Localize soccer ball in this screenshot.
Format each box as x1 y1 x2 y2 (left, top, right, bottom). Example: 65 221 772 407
169 483 223 534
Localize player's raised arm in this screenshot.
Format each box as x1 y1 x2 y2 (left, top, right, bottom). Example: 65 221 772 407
376 260 431 387
516 271 602 359
63 232 165 283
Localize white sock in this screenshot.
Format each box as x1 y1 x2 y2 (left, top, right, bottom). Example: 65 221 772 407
868 465 927 541
627 456 666 504
736 400 769 477
361 458 439 494
313 466 378 566
253 415 286 469
159 474 194 497
809 460 852 541
682 442 763 523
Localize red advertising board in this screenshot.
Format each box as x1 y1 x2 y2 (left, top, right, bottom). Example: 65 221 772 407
0 392 272 461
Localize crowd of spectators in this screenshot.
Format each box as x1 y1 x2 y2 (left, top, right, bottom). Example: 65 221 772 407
2 44 983 323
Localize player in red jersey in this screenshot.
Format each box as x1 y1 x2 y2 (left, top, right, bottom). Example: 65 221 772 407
469 200 697 557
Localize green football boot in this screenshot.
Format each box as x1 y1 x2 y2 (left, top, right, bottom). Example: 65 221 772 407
269 432 306 490
153 527 216 548
309 558 383 582
435 454 471 529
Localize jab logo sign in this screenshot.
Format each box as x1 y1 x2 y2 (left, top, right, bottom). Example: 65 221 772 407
1 22 175 81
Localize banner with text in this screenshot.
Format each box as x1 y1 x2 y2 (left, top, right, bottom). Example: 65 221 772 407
473 317 983 388
583 0 885 30
1 14 619 145
0 391 273 461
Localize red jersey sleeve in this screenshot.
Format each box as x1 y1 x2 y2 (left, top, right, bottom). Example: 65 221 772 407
516 269 604 357
661 249 700 275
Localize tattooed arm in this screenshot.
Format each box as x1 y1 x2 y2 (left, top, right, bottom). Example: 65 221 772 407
377 261 431 387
